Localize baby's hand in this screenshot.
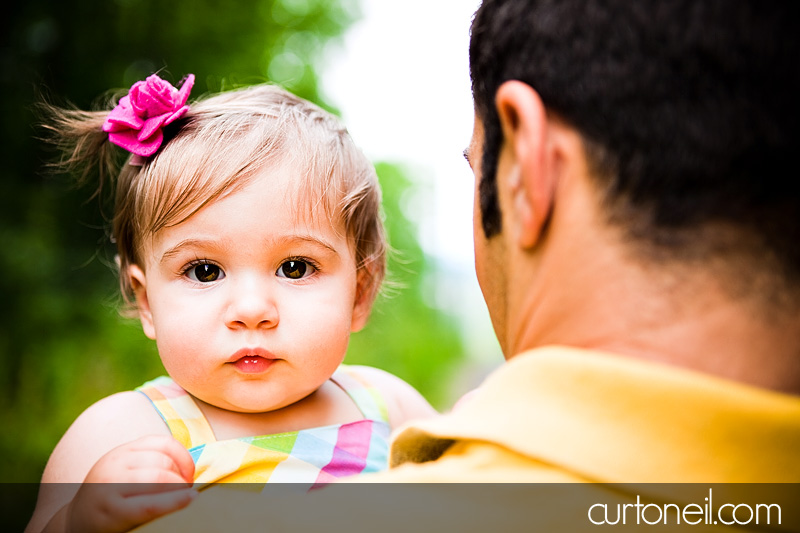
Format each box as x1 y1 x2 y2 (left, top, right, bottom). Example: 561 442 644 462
65 435 196 533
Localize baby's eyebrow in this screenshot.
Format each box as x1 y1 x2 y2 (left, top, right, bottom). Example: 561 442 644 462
159 238 222 263
280 235 338 255
158 235 339 264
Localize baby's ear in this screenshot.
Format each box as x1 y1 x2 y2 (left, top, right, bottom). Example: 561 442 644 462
351 264 378 332
128 265 156 340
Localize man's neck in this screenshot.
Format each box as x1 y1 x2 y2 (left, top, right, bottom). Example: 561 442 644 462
505 183 800 396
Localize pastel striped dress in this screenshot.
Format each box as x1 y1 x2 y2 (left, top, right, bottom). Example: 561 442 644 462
135 365 391 489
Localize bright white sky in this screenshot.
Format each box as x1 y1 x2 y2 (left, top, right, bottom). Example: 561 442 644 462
322 0 501 365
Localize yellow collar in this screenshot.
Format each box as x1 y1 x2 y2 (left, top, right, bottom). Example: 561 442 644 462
391 346 800 483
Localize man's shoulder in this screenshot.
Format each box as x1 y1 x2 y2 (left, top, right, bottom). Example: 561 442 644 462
364 439 587 483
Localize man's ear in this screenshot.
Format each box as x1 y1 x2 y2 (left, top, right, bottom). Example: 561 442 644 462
495 80 556 249
350 265 377 332
129 264 156 340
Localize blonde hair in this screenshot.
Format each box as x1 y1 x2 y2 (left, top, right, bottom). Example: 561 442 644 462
43 82 386 308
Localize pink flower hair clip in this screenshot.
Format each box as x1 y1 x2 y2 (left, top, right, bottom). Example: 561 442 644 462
102 73 195 161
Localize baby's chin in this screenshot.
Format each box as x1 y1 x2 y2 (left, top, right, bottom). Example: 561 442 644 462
196 388 318 415
193 395 290 415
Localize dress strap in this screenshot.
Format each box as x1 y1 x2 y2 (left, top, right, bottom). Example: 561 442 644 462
330 365 390 424
136 376 217 449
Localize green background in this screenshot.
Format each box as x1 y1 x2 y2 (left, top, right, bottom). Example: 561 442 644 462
1 0 467 485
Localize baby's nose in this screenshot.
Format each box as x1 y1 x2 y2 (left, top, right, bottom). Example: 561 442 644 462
223 275 278 330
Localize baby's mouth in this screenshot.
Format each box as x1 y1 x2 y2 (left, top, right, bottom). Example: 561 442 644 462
230 355 274 373
227 348 277 374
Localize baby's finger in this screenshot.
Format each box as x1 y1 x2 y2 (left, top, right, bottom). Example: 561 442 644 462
129 435 195 482
159 437 195 483
123 488 197 524
121 448 189 478
95 487 197 532
122 467 194 489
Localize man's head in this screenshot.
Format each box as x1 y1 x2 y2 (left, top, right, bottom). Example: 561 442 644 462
466 0 800 391
469 0 800 304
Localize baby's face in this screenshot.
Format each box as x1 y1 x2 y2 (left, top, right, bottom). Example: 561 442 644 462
129 166 370 413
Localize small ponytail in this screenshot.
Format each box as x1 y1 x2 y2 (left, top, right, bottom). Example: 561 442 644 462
38 72 195 200
38 100 126 202
36 73 197 311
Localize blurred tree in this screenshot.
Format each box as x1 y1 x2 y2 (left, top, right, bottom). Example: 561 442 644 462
0 0 464 496
348 163 464 409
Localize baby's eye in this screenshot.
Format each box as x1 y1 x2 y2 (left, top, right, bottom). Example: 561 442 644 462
277 260 315 280
186 263 225 283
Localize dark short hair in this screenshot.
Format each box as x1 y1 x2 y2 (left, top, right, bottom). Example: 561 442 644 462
470 0 800 283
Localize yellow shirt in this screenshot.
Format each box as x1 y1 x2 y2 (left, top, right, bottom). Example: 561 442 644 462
384 345 800 483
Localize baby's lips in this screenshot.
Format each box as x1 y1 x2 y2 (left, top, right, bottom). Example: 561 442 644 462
226 346 278 363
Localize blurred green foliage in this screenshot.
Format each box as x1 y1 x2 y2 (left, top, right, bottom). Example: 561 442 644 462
349 163 464 408
1 0 464 485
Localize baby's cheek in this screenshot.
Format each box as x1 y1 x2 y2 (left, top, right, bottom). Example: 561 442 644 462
307 307 353 349
155 320 207 364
